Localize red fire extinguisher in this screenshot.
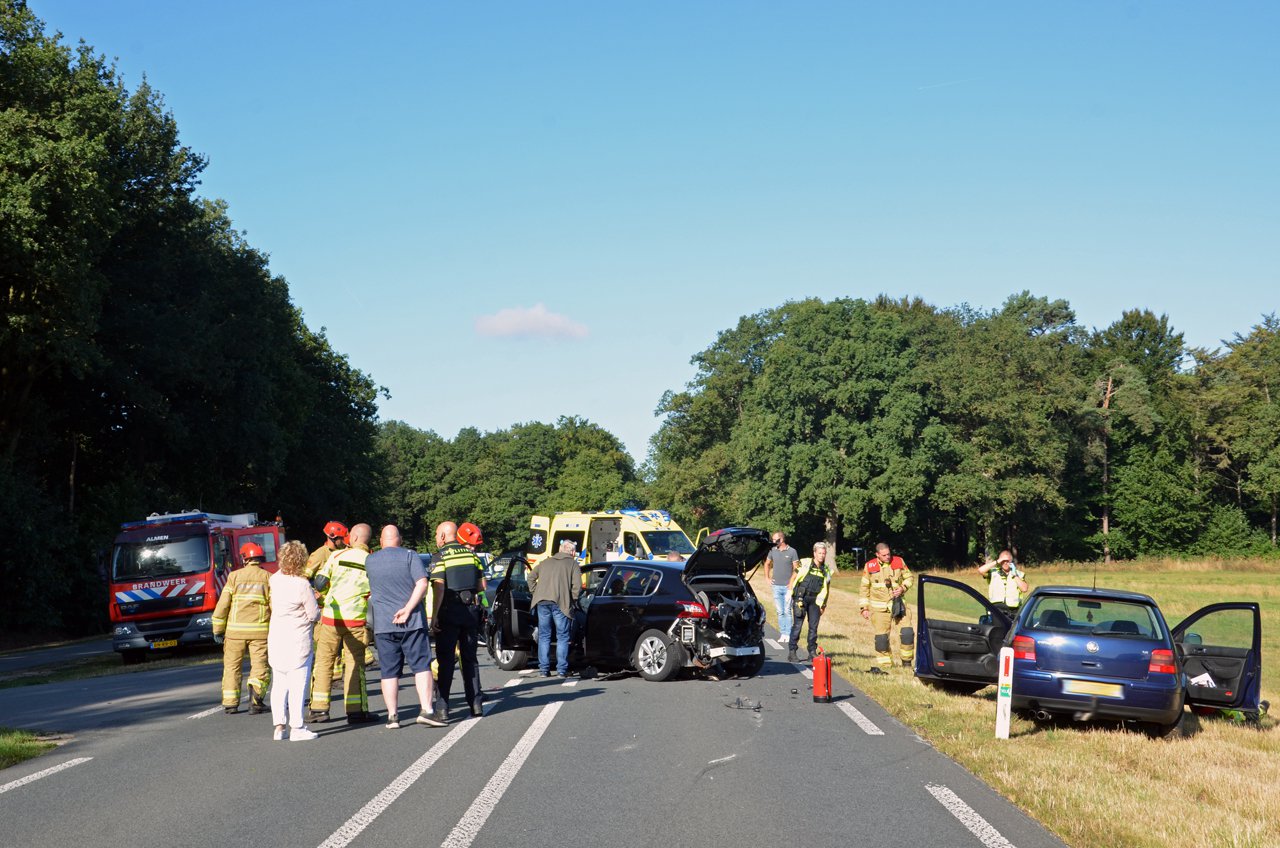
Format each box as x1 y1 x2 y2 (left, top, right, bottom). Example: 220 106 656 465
812 646 832 703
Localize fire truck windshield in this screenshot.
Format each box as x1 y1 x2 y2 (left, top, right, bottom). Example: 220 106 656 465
112 537 210 581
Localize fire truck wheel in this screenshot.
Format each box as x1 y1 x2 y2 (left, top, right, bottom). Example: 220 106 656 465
121 649 147 665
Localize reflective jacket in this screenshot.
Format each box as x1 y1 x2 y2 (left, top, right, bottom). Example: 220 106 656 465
304 544 337 581
789 557 832 607
431 543 483 600
316 544 370 627
987 567 1024 608
212 563 271 638
858 556 914 612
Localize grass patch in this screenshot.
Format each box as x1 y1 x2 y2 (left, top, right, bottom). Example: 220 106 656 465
0 728 57 770
0 648 221 690
756 562 1280 848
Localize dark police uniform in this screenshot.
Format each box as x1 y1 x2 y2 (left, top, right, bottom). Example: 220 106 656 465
430 542 485 714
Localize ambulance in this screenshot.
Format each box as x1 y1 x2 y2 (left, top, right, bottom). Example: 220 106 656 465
527 510 697 567
108 511 284 662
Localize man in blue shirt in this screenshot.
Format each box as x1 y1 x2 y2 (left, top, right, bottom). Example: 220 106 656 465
366 525 447 728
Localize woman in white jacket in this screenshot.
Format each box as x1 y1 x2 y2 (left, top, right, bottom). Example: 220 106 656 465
268 540 320 741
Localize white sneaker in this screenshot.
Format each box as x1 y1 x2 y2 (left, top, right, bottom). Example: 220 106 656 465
290 726 319 741
273 725 288 741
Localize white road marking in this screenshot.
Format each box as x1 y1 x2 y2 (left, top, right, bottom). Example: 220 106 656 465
707 754 736 765
440 702 563 848
316 712 486 848
837 702 885 736
765 638 782 650
925 784 1017 848
560 678 578 688
0 757 92 796
502 678 521 688
185 707 225 722
800 667 813 679
517 669 538 676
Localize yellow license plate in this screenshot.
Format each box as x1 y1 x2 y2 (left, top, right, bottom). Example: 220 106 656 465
1063 679 1123 698
150 639 179 650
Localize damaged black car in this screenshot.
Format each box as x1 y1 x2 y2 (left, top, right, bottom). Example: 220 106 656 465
485 526 770 681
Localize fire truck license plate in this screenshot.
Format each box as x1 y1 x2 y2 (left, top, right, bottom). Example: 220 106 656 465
150 639 179 650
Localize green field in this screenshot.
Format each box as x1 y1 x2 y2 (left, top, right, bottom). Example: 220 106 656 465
0 728 56 771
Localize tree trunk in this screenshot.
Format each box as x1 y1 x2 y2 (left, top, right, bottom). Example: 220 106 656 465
1101 376 1113 563
825 506 839 571
68 435 78 517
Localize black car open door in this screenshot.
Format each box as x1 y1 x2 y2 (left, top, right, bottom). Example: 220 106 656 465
916 575 1012 688
494 555 536 653
1171 602 1263 717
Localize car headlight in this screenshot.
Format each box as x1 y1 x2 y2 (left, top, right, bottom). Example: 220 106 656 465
114 625 135 636
194 616 212 626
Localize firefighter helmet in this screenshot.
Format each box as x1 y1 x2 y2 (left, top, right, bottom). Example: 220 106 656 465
240 542 265 561
458 522 484 546
322 521 349 542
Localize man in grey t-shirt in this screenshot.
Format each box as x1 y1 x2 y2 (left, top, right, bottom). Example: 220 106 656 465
764 532 799 646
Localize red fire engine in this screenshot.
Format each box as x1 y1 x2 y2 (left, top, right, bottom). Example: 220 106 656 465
108 511 284 662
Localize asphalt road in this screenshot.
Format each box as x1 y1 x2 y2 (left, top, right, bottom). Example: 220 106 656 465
0 631 1067 848
0 636 114 675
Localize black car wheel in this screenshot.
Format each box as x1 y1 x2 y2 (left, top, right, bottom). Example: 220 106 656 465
725 643 766 678
492 648 529 671
634 630 685 682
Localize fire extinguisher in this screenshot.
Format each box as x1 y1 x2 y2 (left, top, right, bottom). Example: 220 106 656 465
812 646 832 703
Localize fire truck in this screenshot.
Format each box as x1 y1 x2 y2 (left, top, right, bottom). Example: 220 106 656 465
108 511 284 662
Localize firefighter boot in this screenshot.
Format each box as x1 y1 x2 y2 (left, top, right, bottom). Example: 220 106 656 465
248 684 266 715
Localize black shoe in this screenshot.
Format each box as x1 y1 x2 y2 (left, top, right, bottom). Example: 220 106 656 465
787 651 799 663
248 703 267 715
223 705 239 715
346 711 379 725
867 666 888 675
306 710 329 724
469 701 484 718
540 670 553 677
417 709 448 727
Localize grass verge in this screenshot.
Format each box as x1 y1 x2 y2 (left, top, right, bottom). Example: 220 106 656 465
755 561 1280 848
0 728 57 770
0 649 221 690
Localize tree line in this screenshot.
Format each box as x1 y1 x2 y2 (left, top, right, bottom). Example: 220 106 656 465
0 3 381 634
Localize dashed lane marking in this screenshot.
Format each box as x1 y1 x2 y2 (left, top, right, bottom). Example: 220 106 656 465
836 702 885 736
316 702 494 848
800 667 813 679
502 678 521 688
0 757 92 796
925 784 1017 848
188 704 228 720
765 638 782 650
440 701 563 848
560 678 579 687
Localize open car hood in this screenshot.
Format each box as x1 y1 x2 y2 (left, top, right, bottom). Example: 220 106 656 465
683 527 772 580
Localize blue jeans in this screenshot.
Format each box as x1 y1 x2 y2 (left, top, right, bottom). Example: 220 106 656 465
772 584 793 639
537 601 571 675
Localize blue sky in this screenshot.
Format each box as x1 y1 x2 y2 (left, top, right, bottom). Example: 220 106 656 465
38 1 1279 461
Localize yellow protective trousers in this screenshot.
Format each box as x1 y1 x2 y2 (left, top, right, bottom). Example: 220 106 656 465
870 607 915 669
221 636 269 707
311 622 368 714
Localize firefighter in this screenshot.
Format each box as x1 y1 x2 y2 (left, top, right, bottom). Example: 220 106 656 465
858 541 915 674
305 521 349 703
978 550 1029 611
430 521 487 718
787 542 833 663
308 523 377 725
212 542 272 714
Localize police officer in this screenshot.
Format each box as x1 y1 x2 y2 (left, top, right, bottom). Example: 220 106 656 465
429 521 487 718
978 549 1028 611
858 542 915 674
212 542 272 714
308 523 377 725
787 542 833 663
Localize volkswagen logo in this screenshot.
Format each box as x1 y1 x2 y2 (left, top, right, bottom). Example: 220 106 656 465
1086 641 1100 654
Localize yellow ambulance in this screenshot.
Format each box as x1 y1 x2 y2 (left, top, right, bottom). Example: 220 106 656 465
527 510 696 567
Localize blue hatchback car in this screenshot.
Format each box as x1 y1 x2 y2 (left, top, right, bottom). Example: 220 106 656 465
914 577 1263 735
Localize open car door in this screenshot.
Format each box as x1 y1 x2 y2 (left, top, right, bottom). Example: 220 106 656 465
1171 602 1263 718
916 575 1012 692
493 555 536 654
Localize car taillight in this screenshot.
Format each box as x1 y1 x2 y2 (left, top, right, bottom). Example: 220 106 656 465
676 601 709 619
1012 635 1036 661
1148 649 1177 675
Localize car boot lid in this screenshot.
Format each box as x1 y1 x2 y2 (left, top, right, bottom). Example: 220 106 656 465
684 527 771 580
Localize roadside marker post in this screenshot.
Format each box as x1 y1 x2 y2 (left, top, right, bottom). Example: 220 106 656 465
995 646 1013 739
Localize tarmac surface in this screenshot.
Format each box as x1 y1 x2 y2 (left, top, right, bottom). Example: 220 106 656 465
0 630 1067 848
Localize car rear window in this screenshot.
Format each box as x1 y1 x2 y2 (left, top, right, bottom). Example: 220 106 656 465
1026 596 1162 639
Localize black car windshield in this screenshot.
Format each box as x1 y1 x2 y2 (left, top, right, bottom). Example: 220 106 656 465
1026 595 1162 638
112 537 210 581
642 531 694 556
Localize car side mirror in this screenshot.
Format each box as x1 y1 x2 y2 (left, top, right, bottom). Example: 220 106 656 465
1182 631 1202 646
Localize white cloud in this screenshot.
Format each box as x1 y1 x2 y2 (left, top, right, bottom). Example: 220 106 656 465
474 303 589 340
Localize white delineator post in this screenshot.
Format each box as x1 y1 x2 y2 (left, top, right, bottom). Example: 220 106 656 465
995 646 1014 739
